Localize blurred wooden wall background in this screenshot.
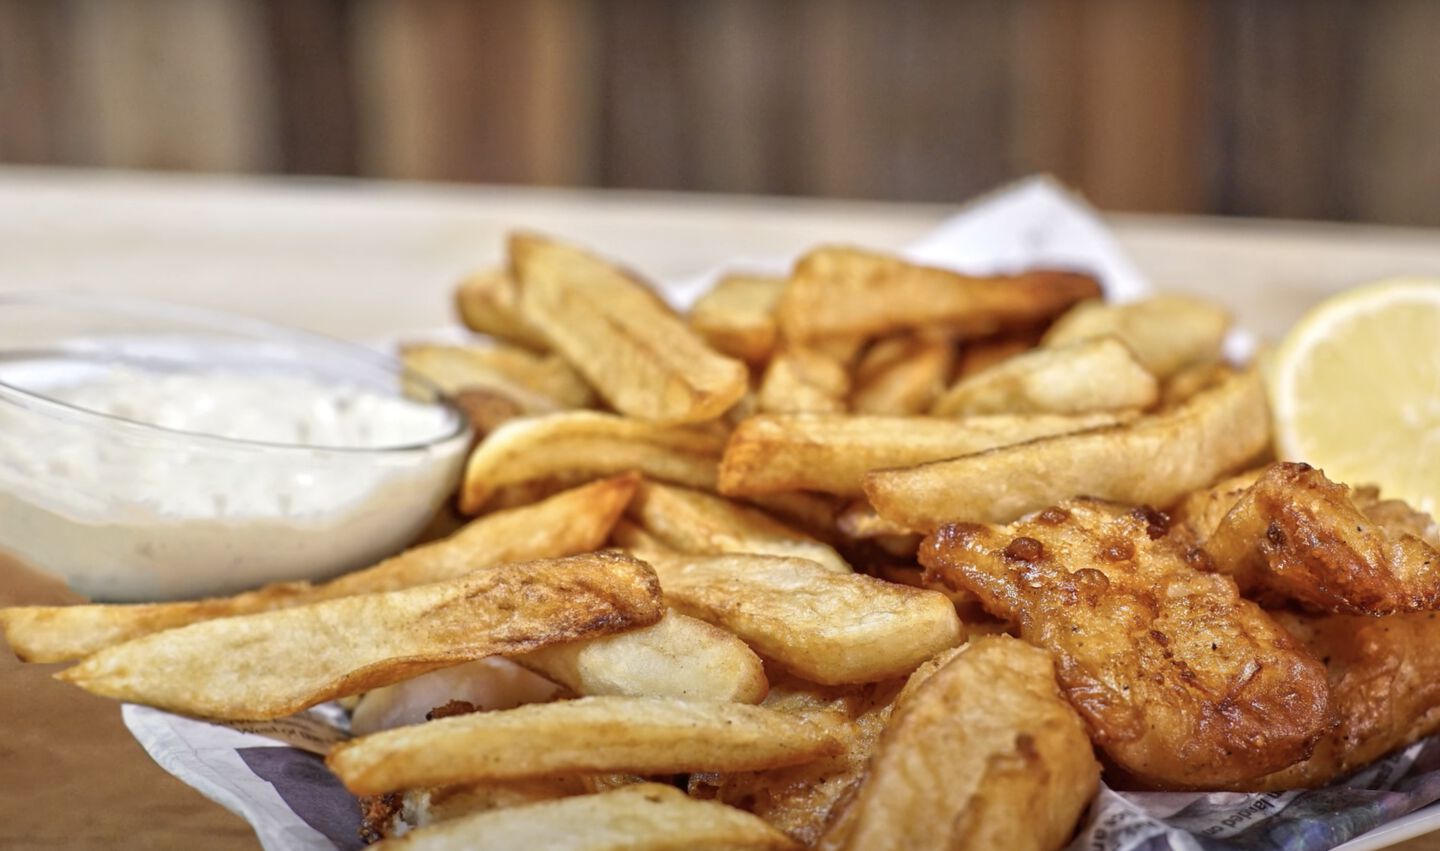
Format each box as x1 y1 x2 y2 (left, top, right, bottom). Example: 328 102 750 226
2 0 1438 225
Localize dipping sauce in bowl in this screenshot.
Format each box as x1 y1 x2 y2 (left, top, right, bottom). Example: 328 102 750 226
0 294 471 601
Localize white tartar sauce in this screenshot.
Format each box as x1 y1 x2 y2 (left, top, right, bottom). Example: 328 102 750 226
0 371 468 601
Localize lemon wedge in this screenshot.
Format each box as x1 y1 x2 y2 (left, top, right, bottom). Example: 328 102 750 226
1267 278 1440 515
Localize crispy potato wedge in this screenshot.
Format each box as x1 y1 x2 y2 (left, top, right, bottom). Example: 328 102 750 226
512 233 747 423
757 347 850 414
647 553 962 684
360 776 590 843
689 274 786 363
742 492 844 541
776 246 1099 342
1042 293 1230 378
1 477 637 663
458 412 724 513
931 336 1157 416
954 332 1039 379
609 518 674 558
328 696 845 794
1159 360 1230 407
515 612 769 703
720 411 1129 497
691 677 904 846
850 339 955 416
57 553 664 720
402 343 595 409
370 783 799 851
629 480 850 573
867 366 1269 528
825 636 1099 851
836 498 915 538
454 269 551 351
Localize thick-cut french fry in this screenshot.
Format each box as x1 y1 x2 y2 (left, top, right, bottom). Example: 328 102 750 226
931 336 1157 416
629 480 850 573
719 411 1130 497
954 333 1039 379
1042 293 1231 378
57 553 664 720
776 247 1100 342
361 776 590 842
823 636 1099 851
743 492 844 541
1160 359 1230 407
515 612 769 703
328 696 845 795
459 412 724 513
401 343 595 410
850 339 955 416
690 677 905 846
370 784 799 851
689 274 786 363
647 553 962 684
609 518 673 557
757 347 850 414
454 269 551 351
512 233 747 423
836 499 915 538
867 367 1269 528
1 477 638 663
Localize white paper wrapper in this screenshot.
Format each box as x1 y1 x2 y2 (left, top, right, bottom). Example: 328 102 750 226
121 176 1440 851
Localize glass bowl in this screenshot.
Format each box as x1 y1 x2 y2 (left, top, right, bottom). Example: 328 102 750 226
0 293 472 602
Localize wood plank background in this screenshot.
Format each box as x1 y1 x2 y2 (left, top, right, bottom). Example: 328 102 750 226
1 0 1438 225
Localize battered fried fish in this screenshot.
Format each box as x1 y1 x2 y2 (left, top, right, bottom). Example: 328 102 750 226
919 499 1331 789
1244 610 1440 790
1201 463 1440 615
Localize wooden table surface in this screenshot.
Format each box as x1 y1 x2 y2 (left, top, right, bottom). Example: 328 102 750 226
3 167 1440 851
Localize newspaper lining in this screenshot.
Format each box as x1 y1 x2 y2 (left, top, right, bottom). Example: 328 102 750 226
120 177 1434 850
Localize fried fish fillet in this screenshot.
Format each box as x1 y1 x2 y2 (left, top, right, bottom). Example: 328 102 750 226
1244 610 1440 790
919 499 1331 789
1201 463 1440 615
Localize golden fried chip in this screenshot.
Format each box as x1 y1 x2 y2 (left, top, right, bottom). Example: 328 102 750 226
823 636 1099 851
647 553 962 684
690 677 904 846
954 333 1039 379
1042 293 1230 378
930 336 1157 417
361 776 589 843
2 477 638 663
515 612 768 703
849 339 955 416
454 269 551 351
776 246 1099 342
512 233 747 423
369 783 799 850
868 366 1269 528
920 501 1330 788
1159 360 1230 407
628 479 850 573
757 347 850 414
720 411 1128 497
401 343 594 409
56 553 664 720
458 412 724 513
689 274 786 363
328 696 844 795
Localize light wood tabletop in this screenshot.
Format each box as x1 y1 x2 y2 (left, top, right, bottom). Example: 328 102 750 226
2 167 1439 851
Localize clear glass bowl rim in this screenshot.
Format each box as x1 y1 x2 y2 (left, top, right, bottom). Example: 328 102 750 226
0 291 470 455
